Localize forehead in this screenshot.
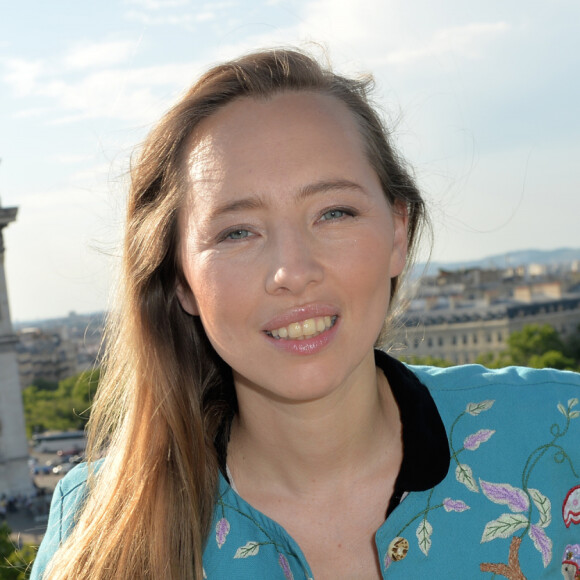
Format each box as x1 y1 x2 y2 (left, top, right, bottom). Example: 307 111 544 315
183 91 372 204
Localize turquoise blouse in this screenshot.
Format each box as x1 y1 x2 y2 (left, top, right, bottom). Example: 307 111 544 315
31 357 580 579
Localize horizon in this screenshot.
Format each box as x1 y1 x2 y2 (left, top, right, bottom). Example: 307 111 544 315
11 245 580 325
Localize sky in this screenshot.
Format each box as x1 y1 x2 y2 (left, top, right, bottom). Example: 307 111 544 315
1 0 579 322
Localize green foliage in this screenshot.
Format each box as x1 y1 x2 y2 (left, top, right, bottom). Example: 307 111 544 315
27 378 58 392
0 523 35 580
400 355 455 368
22 369 100 438
505 324 566 366
476 324 580 371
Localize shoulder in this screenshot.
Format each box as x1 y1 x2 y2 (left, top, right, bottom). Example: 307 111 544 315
30 462 96 579
408 363 580 392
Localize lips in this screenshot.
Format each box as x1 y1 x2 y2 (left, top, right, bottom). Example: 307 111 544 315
266 315 337 340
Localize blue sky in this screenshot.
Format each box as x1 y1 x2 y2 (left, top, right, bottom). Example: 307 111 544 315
1 0 579 321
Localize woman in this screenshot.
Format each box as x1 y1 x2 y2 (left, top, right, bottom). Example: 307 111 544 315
32 48 580 579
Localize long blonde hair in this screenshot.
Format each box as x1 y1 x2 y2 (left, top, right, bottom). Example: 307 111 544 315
45 47 426 579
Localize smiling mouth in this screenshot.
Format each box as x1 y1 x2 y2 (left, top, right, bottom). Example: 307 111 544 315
265 315 337 340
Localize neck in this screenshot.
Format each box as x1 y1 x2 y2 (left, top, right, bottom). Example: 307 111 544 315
227 352 402 497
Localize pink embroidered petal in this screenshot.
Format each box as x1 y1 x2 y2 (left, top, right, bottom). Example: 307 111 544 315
529 524 552 567
480 480 529 512
278 554 294 580
463 429 495 451
443 498 470 512
563 486 580 528
215 517 230 549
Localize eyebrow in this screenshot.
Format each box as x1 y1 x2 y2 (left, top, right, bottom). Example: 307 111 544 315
208 179 368 220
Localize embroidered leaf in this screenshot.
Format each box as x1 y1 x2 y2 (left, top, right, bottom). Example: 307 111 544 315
529 488 551 528
443 498 470 512
416 518 433 556
480 480 529 513
558 402 568 417
466 400 495 416
455 463 479 493
569 397 579 409
570 411 580 419
234 541 260 559
528 524 552 567
215 517 230 549
278 554 294 580
481 513 528 542
463 429 495 451
383 553 393 571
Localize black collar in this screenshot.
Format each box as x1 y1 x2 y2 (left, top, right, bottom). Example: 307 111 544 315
219 351 450 508
374 350 450 515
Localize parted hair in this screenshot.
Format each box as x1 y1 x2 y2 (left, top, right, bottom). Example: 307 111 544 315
44 47 426 579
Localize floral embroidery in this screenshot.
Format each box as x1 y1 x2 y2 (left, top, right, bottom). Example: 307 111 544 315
451 400 496 494
234 541 261 558
215 517 230 549
443 498 469 512
563 485 580 528
386 399 493 567
278 553 295 580
213 491 310 578
480 398 580 575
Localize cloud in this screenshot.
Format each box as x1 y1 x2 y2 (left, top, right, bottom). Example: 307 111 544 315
64 40 138 70
383 22 509 65
2 58 45 96
124 10 215 27
2 51 204 125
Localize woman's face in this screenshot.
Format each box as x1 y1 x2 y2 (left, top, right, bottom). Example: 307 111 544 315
177 91 408 403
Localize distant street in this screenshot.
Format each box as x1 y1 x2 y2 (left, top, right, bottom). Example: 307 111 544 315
4 450 70 547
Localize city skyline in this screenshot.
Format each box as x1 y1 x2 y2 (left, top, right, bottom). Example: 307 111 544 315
1 0 579 321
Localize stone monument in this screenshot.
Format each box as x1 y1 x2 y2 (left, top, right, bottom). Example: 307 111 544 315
0 201 33 496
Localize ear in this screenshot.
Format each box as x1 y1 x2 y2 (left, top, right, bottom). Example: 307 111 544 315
176 282 199 316
389 201 409 278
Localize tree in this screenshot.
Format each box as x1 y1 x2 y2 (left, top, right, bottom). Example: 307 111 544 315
22 369 100 438
399 355 455 368
475 324 579 371
0 523 35 579
505 324 566 366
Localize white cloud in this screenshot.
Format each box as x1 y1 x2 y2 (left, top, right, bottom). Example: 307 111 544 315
124 9 215 27
2 58 45 96
2 53 204 124
64 40 137 70
383 22 509 65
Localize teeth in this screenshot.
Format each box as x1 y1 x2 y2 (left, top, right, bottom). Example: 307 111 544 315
267 316 337 340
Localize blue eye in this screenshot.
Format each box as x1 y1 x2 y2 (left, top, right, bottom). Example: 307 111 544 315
320 208 349 221
226 229 251 240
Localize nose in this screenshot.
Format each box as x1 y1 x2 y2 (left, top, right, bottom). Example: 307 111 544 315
265 227 324 295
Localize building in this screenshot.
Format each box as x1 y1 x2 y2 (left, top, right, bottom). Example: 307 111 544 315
397 267 580 364
16 327 78 389
0 203 34 496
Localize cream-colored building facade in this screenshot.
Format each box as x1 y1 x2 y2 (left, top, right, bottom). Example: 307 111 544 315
398 291 580 364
